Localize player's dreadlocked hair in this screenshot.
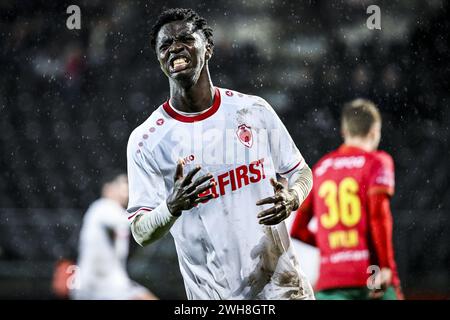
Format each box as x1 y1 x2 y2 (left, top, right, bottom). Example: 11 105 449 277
150 8 214 51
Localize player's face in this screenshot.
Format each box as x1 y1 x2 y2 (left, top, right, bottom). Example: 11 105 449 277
155 21 211 86
115 175 129 208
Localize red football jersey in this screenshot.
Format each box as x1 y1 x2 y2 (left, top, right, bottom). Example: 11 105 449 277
302 145 399 291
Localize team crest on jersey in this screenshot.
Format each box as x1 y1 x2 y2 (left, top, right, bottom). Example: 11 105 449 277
236 124 253 148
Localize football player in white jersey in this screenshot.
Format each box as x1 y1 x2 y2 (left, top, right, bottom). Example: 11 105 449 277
71 172 157 300
127 8 315 300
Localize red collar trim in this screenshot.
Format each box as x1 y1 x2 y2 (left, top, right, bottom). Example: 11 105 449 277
162 88 221 123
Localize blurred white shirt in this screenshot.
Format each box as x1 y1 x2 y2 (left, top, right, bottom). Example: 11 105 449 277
71 198 147 299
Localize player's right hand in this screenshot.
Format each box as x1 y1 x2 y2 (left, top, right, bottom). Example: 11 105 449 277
166 161 216 216
369 267 392 299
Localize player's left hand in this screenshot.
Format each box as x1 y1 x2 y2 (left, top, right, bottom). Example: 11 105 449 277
256 178 299 225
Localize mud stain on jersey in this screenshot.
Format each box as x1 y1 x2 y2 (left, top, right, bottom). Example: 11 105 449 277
237 108 251 116
232 235 273 298
236 108 251 125
236 106 265 128
232 225 309 299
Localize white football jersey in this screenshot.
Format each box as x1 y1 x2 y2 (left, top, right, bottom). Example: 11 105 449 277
73 198 147 299
127 87 314 300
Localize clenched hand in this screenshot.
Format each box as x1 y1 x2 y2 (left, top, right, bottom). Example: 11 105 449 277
369 268 393 299
256 178 299 225
166 162 216 217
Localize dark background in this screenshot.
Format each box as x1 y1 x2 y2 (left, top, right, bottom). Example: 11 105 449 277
0 0 449 299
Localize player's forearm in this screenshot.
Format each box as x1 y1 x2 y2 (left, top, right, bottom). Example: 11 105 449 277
291 224 317 246
130 201 178 246
290 196 317 246
368 193 395 269
288 164 313 209
291 213 316 246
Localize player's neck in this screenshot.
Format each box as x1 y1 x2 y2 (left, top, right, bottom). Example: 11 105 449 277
343 138 374 152
169 67 215 113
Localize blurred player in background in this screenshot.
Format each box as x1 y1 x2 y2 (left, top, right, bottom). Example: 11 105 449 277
291 99 403 300
70 172 157 300
126 8 314 299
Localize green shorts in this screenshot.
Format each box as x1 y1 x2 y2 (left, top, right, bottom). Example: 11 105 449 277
315 286 399 300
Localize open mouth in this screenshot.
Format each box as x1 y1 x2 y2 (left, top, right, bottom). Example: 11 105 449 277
170 56 191 73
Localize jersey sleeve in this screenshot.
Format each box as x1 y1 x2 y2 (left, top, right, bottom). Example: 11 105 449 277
126 130 167 224
262 99 306 177
367 192 395 270
99 202 130 261
101 202 129 231
290 193 317 246
367 152 395 196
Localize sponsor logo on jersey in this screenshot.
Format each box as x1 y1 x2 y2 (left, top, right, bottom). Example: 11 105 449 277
198 158 266 202
321 249 369 264
180 154 195 165
316 156 366 176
